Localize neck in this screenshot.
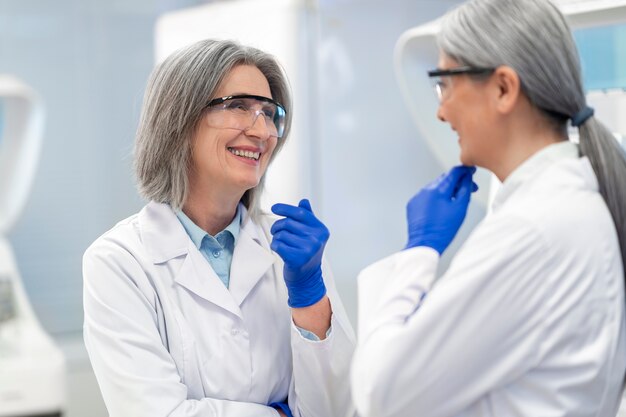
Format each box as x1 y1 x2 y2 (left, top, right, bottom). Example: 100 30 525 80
182 186 243 236
489 106 567 182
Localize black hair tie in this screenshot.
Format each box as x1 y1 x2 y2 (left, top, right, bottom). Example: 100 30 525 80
571 106 594 127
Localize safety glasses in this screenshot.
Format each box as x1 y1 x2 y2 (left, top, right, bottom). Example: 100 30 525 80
427 66 495 103
205 94 286 138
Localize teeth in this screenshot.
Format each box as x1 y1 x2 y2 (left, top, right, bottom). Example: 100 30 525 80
228 148 260 160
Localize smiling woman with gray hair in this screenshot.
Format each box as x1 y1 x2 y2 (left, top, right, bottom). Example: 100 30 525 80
351 0 626 416
82 39 355 417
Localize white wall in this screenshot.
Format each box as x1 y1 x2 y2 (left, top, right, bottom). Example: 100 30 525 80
315 0 472 325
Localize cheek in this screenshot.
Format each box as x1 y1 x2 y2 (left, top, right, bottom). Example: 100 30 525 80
263 140 278 164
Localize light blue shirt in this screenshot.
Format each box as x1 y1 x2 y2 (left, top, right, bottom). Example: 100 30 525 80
175 205 325 341
176 206 241 288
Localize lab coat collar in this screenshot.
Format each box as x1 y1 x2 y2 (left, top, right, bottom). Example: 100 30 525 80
229 207 276 307
139 203 240 316
175 205 242 250
139 202 189 263
491 141 583 211
139 202 275 318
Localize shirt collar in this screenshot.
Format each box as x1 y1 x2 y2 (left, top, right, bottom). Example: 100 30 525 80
176 204 242 249
491 141 579 211
224 205 242 242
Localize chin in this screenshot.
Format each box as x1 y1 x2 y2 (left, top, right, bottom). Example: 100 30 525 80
459 152 472 166
236 176 261 191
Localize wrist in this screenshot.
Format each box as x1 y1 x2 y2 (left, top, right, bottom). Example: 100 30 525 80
291 295 332 339
285 267 326 308
406 235 445 254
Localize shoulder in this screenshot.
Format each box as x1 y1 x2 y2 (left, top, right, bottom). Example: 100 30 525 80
83 207 154 280
85 212 142 257
464 211 551 264
501 157 614 251
463 157 620 291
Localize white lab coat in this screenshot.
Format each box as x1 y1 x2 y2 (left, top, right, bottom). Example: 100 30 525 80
83 201 356 417
351 142 626 417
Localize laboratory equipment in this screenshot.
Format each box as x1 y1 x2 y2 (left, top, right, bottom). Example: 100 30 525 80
394 0 626 208
0 75 66 417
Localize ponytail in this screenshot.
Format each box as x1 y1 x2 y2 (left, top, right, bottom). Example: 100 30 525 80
578 117 626 280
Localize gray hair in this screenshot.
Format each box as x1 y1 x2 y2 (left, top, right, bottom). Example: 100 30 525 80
438 0 626 282
133 39 292 218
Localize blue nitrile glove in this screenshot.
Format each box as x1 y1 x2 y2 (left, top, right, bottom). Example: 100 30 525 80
270 199 328 308
269 401 294 417
406 165 478 254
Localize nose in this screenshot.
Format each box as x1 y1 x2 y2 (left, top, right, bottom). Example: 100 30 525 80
436 105 447 123
244 111 271 140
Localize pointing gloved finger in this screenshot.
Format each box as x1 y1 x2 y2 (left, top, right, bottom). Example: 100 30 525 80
271 202 301 217
271 203 318 225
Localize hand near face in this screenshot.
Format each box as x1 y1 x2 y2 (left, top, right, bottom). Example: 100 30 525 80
406 165 478 254
270 199 328 308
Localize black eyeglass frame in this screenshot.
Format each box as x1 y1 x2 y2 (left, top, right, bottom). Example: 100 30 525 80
427 66 496 78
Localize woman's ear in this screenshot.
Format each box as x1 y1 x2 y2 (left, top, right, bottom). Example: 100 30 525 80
492 66 521 115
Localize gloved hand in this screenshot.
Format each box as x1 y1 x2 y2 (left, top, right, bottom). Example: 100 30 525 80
270 199 328 308
406 165 478 254
269 401 293 417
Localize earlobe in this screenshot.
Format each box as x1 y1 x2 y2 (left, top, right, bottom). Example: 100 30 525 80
494 66 521 114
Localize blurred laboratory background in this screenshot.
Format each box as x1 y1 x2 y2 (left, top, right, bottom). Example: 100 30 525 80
1 0 625 415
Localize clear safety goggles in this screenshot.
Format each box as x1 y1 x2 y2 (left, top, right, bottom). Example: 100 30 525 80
427 66 495 103
205 94 286 138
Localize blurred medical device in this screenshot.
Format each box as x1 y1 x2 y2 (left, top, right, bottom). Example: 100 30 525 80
394 0 626 208
0 76 66 417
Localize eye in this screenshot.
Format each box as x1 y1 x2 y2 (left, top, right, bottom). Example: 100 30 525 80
224 99 249 112
262 105 276 119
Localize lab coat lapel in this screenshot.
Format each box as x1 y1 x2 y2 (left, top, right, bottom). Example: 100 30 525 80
229 208 276 307
175 246 242 318
139 201 242 319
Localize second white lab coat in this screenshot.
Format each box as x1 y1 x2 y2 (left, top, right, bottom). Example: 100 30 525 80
83 201 356 417
351 142 626 417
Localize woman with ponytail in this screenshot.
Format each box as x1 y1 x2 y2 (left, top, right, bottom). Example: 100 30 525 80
351 1 626 416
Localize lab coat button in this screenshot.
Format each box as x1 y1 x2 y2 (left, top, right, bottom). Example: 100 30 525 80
231 328 239 336
213 250 221 257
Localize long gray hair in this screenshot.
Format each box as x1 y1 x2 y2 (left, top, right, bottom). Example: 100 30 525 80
134 39 292 218
438 0 626 282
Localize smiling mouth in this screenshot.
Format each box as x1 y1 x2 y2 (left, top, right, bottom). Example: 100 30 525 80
228 147 260 161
